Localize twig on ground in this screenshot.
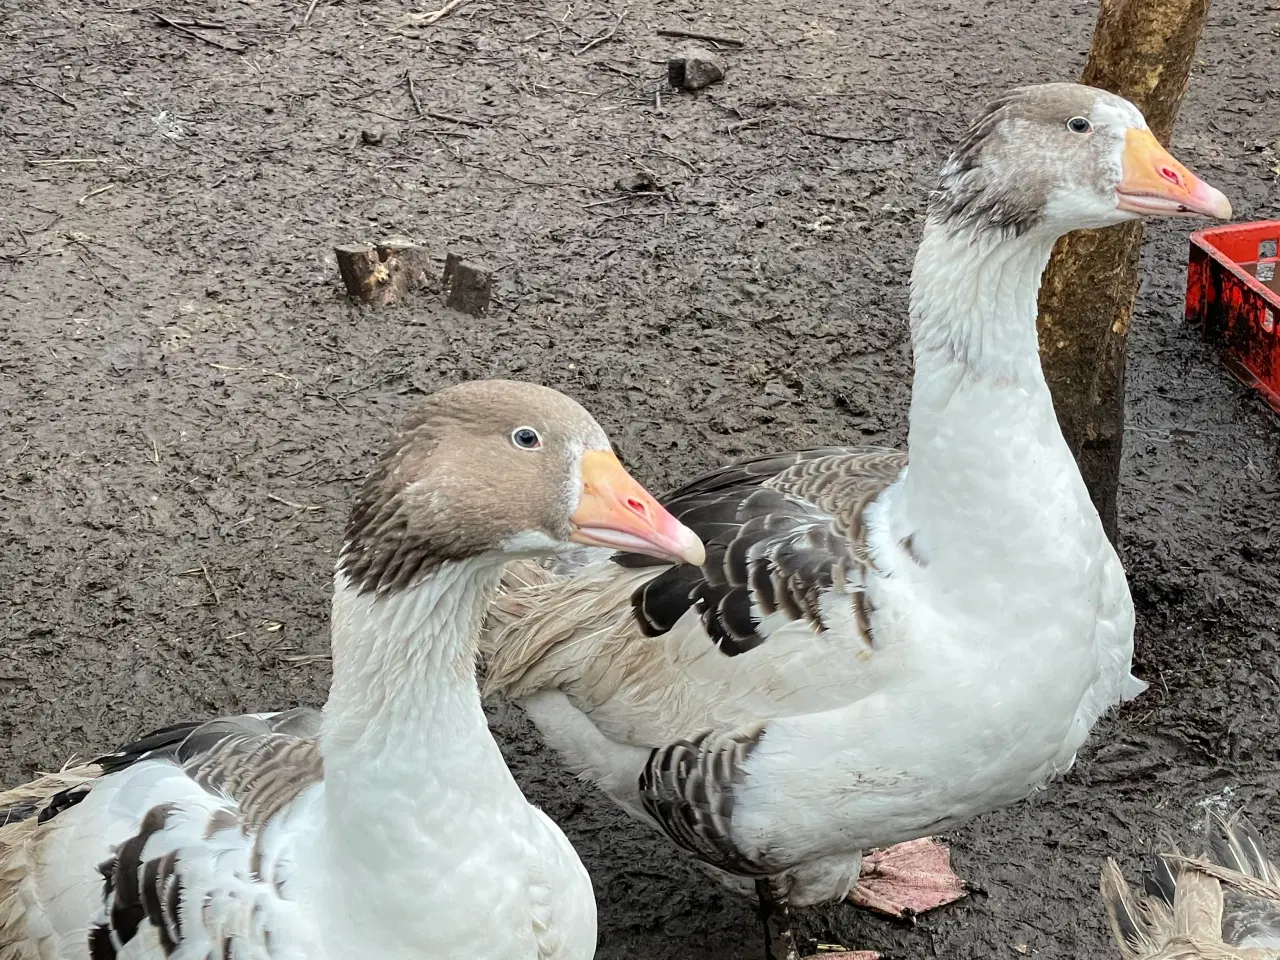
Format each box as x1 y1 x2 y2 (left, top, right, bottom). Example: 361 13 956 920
69 246 114 295
805 129 903 143
584 195 641 209
155 13 246 50
163 17 228 28
453 159 558 188
77 184 116 206
656 27 744 47
141 433 159 464
394 77 483 128
23 78 76 108
406 0 470 25
727 117 765 133
267 492 320 511
208 363 301 386
200 563 221 606
648 148 697 171
302 0 322 27
425 109 486 127
404 72 425 119
577 10 626 55
28 157 111 165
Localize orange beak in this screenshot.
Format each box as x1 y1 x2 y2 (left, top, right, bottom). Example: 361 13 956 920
569 450 705 566
1116 128 1231 220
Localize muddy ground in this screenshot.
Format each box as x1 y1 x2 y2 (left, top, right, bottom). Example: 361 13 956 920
2 0 1279 955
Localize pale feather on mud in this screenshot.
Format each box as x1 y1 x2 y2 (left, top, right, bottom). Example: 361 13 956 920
1101 812 1280 960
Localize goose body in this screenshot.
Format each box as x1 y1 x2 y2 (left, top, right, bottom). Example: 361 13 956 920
481 83 1232 952
0 380 704 960
487 232 1138 904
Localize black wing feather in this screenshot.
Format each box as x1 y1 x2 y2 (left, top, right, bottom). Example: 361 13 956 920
616 447 906 655
638 726 770 874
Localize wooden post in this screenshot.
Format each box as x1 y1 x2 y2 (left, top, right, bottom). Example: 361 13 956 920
1036 0 1212 543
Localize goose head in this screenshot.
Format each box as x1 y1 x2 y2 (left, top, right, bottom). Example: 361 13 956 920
338 379 704 596
931 82 1232 238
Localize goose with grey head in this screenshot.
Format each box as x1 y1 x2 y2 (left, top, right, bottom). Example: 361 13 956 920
1102 811 1280 959
480 83 1233 960
0 379 704 960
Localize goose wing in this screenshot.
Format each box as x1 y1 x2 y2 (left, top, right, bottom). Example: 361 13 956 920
484 446 908 738
617 447 905 656
1100 813 1280 960
0 709 324 960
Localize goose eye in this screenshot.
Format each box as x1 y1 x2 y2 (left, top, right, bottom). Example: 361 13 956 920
1066 116 1092 134
511 427 542 450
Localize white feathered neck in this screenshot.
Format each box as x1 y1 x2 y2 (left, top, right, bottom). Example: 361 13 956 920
884 218 1095 578
318 560 519 919
908 219 1055 382
325 559 502 755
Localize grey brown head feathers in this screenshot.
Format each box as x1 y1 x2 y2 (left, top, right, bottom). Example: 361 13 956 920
930 82 1230 237
339 379 704 596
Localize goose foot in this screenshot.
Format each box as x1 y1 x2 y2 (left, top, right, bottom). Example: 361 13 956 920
848 837 967 919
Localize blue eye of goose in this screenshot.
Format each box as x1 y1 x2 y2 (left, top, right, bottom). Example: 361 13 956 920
512 427 542 450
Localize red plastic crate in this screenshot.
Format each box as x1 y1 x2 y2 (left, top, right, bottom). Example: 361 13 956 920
1186 220 1280 413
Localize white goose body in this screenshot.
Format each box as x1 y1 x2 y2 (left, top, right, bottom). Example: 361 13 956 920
482 84 1231 929
489 221 1138 899
0 381 706 960
3 568 592 960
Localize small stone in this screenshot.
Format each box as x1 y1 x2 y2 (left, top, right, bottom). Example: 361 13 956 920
668 54 724 91
614 171 659 193
360 128 384 145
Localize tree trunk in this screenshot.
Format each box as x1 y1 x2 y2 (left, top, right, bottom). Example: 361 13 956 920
1036 0 1211 544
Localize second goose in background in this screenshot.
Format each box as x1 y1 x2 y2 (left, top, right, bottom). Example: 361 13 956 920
483 83 1232 959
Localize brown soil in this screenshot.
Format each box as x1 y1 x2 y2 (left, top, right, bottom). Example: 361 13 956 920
2 0 1278 957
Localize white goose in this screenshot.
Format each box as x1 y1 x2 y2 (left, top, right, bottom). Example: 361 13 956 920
0 380 705 960
481 83 1232 959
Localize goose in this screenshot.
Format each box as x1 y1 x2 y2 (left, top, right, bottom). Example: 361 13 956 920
1102 811 1280 959
480 82 1233 959
0 379 705 960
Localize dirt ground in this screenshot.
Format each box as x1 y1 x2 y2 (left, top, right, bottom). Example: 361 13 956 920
2 0 1279 955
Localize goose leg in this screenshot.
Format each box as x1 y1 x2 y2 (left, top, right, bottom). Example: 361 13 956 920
848 837 967 919
756 879 881 960
756 878 800 960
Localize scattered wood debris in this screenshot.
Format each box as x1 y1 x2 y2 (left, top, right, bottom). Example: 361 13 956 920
656 27 744 47
402 0 470 26
154 13 247 51
576 10 626 55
